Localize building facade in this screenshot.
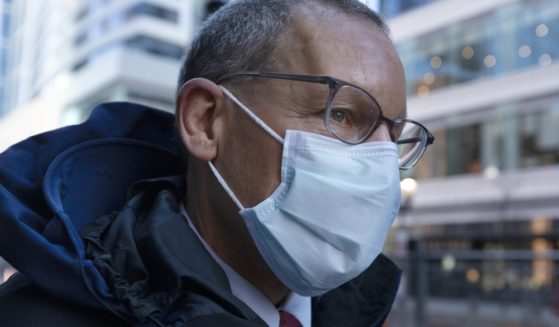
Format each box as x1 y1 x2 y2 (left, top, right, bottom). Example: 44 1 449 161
0 0 207 151
0 0 12 116
382 0 559 325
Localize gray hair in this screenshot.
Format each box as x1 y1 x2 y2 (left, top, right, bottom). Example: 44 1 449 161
176 0 388 93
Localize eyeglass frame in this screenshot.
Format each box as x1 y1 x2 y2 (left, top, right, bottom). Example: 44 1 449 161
216 71 435 167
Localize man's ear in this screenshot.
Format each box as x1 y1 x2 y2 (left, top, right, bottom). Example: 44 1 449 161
176 78 224 161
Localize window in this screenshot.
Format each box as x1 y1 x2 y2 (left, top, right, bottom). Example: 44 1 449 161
445 124 482 176
412 95 559 179
126 36 183 59
74 3 178 48
72 36 183 73
76 7 89 21
2 13 9 38
0 48 5 75
518 104 559 168
128 3 178 23
379 0 440 18
398 0 559 96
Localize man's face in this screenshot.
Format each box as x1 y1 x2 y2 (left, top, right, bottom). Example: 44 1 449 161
214 9 406 209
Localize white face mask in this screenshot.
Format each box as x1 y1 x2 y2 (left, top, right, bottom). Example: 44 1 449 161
208 86 401 296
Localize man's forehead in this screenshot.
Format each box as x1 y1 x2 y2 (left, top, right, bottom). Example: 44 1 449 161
276 9 396 81
272 8 406 118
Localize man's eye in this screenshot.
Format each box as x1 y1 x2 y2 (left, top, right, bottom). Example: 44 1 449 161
331 109 346 123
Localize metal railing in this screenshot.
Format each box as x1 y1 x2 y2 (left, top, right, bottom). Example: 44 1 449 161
385 245 559 327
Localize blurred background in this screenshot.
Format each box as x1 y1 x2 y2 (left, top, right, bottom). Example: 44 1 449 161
0 0 557 326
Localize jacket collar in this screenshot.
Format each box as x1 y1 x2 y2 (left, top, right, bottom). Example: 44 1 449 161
80 174 400 326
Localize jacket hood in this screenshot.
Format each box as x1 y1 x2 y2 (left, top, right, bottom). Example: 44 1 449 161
0 102 185 317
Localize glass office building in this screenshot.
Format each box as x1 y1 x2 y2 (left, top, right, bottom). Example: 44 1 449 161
400 0 559 177
380 0 559 326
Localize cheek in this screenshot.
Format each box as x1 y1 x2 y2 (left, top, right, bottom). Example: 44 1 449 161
217 111 283 208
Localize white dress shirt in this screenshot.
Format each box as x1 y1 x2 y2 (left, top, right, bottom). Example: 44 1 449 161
181 205 311 327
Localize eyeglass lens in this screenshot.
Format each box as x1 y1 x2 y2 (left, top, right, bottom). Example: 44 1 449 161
326 85 380 143
326 85 428 168
394 120 429 169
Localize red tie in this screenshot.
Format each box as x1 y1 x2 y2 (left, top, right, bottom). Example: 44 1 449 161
279 310 302 327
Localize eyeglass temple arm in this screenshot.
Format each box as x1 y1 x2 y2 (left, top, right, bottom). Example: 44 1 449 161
396 136 435 145
394 118 435 146
396 137 422 145
217 72 335 86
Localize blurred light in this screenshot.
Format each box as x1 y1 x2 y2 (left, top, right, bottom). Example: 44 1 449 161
401 178 418 197
441 254 456 272
461 46 474 60
531 216 551 235
430 56 442 69
518 45 532 58
54 73 70 90
466 268 480 283
422 72 435 85
483 55 496 68
532 238 552 287
483 166 500 179
532 238 550 253
535 24 549 37
417 85 430 97
539 53 552 66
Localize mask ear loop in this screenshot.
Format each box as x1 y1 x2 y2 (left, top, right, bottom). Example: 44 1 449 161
209 86 285 211
207 161 245 210
219 86 284 143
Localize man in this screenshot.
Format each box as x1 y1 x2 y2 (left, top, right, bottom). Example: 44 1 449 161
0 0 433 326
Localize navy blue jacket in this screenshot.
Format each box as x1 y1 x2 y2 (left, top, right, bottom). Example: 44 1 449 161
0 102 401 326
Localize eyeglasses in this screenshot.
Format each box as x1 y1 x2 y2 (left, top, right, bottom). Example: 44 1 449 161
217 72 434 169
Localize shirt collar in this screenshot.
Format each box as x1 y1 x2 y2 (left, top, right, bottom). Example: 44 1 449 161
181 204 311 327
